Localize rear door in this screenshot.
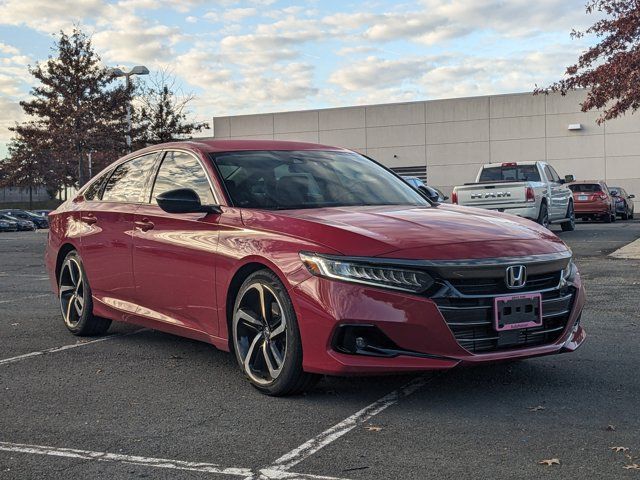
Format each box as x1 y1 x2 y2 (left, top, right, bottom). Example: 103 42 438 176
132 150 224 336
78 152 159 313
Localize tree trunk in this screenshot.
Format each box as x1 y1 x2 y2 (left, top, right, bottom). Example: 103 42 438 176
29 185 33 209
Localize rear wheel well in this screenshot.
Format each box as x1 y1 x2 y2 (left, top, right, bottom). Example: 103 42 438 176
226 262 273 350
55 243 77 283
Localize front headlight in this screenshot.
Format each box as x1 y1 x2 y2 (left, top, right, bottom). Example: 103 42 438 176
299 252 434 293
562 258 577 284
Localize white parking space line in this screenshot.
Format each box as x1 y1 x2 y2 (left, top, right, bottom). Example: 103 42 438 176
0 442 253 477
0 442 350 480
0 293 51 305
265 374 437 473
0 329 146 366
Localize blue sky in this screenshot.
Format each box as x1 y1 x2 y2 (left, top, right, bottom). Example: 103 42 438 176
0 0 596 157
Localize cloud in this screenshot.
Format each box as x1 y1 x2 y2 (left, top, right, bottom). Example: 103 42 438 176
0 0 107 33
223 7 257 22
330 56 434 91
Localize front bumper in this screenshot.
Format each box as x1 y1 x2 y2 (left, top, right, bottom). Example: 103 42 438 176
291 270 585 375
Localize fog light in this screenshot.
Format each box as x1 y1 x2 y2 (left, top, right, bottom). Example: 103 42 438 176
332 325 399 357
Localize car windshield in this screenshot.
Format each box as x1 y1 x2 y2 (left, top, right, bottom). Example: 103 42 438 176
478 165 541 182
568 184 602 193
210 150 430 210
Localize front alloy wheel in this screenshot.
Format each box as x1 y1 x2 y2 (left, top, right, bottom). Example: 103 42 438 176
232 270 318 395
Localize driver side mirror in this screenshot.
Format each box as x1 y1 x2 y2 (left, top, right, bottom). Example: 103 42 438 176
417 185 440 203
156 188 221 214
563 174 575 184
630 194 635 199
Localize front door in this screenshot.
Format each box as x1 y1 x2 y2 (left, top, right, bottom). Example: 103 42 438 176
78 152 159 315
132 150 223 337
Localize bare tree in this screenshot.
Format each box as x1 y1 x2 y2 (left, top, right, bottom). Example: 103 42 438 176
134 70 209 146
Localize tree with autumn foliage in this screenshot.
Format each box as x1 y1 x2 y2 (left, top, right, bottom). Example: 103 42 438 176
536 0 640 123
8 28 132 189
133 71 209 146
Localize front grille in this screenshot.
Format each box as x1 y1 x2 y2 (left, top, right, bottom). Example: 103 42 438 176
434 278 574 354
448 271 561 295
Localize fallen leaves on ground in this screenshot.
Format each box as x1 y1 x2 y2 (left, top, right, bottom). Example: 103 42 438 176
623 464 640 470
538 458 560 466
365 425 382 432
611 446 629 453
606 424 616 431
529 405 545 412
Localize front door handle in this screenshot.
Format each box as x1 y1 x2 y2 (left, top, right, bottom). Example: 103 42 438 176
135 219 155 232
81 214 97 225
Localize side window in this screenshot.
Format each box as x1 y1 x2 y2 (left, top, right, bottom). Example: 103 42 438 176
544 166 558 183
548 166 561 183
151 151 215 205
83 169 112 201
102 153 159 203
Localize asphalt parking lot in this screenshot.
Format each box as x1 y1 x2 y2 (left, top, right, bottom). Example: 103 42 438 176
1 220 639 479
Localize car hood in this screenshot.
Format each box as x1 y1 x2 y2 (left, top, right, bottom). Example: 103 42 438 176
240 204 569 260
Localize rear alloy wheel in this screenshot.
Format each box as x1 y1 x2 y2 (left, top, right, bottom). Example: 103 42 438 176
59 251 111 336
622 205 630 220
561 202 575 231
232 270 318 396
537 203 550 229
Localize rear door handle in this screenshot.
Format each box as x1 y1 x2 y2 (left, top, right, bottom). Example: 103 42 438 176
135 219 155 232
81 214 97 225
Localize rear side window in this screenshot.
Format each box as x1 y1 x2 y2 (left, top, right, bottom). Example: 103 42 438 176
102 153 159 203
478 165 541 182
83 170 112 201
568 184 602 193
151 151 214 204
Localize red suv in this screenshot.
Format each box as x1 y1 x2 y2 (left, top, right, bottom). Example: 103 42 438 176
45 140 585 395
568 181 616 223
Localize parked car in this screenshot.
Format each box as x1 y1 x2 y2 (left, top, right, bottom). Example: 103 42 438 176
567 181 616 223
0 213 36 231
452 162 575 231
609 187 635 220
32 209 53 217
0 209 49 229
0 217 18 232
403 176 449 202
45 140 585 396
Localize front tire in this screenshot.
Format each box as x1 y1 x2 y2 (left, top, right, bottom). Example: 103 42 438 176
58 251 111 336
232 270 319 396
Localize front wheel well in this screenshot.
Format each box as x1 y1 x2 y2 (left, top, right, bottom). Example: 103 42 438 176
226 262 274 350
55 243 77 283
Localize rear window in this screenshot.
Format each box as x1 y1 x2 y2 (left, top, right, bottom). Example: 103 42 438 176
568 184 602 193
478 165 541 182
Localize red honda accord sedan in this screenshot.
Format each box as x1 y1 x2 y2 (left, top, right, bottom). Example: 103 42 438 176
45 140 585 395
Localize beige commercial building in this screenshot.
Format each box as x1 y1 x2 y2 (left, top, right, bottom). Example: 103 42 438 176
213 90 640 208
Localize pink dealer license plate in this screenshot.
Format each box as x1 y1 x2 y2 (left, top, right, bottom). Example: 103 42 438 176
494 293 542 331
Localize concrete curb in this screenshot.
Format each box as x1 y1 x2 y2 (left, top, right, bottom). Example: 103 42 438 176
609 237 640 260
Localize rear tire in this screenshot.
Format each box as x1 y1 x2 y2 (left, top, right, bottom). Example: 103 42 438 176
58 251 111 336
537 203 550 229
561 202 575 232
232 269 320 396
604 212 613 223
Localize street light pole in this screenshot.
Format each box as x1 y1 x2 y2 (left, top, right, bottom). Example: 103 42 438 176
107 65 150 152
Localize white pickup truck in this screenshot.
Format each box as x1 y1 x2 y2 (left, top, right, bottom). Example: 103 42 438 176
452 161 575 231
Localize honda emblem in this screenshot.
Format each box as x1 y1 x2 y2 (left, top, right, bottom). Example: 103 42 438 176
506 265 527 289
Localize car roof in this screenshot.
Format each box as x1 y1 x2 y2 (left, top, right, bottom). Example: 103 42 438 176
122 139 348 160
568 180 605 184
